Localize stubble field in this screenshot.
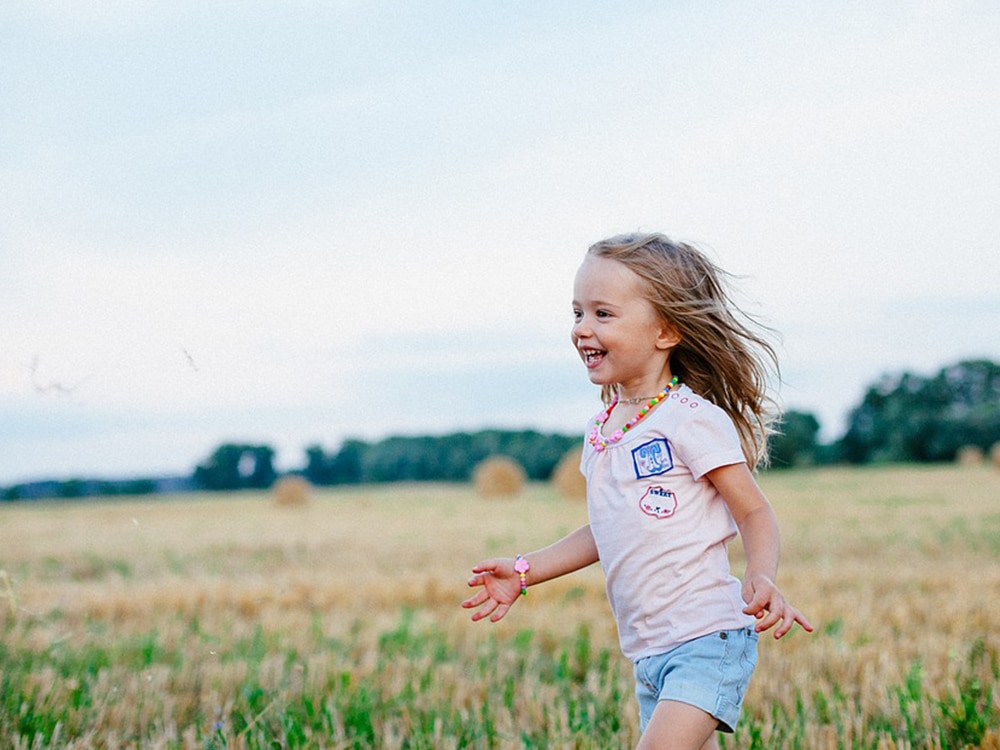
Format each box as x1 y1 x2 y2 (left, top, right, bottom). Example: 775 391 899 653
1 465 999 749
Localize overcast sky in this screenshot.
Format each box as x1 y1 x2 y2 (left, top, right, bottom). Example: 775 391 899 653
2 1 998 484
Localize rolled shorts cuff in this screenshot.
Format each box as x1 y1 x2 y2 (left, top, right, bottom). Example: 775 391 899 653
634 627 759 734
659 680 742 734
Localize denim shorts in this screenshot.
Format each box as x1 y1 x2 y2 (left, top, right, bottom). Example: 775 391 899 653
633 627 759 733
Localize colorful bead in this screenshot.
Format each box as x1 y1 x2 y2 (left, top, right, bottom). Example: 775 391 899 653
514 554 530 596
588 377 679 452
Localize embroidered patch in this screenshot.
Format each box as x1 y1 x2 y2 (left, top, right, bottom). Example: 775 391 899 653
631 438 673 479
639 486 677 519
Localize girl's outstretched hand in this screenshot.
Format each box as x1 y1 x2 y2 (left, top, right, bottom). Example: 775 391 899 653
462 558 523 623
742 573 814 639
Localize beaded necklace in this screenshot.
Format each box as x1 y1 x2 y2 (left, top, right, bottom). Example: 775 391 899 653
588 376 679 452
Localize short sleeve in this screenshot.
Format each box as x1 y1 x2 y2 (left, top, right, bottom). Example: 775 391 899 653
670 404 746 480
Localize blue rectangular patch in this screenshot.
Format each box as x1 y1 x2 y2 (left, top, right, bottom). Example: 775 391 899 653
631 438 674 479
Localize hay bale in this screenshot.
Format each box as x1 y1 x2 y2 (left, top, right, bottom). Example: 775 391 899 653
991 442 1000 470
956 445 984 467
272 475 311 507
552 446 586 500
473 456 526 498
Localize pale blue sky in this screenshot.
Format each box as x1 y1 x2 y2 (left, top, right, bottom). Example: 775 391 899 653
2 1 998 483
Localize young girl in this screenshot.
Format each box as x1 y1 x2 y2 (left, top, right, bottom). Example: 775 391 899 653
462 233 813 749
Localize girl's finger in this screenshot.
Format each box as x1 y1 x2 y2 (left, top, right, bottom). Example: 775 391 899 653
743 593 769 616
471 559 500 574
470 597 499 622
490 603 511 622
462 590 489 609
773 614 794 639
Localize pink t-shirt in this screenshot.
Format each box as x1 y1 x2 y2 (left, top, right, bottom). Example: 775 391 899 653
580 384 754 661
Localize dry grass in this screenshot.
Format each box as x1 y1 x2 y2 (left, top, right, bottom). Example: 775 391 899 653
741 465 1000 743
1 465 999 747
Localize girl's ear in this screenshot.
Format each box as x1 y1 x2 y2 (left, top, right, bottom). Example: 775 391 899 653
656 321 682 350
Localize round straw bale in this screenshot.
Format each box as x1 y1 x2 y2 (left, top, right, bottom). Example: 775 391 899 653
956 445 984 467
551 446 586 500
991 442 1000 470
272 475 311 507
473 456 526 498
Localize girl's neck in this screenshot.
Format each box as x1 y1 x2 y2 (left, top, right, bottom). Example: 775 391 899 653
615 373 675 404
595 376 680 445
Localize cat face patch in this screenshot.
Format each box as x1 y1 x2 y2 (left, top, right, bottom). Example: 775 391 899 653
639 486 677 519
631 438 673 479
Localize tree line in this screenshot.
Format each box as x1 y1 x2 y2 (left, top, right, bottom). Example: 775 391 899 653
193 430 580 492
2 359 997 500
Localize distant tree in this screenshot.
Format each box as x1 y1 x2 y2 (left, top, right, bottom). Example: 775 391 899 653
193 443 277 491
330 439 368 483
118 479 158 496
300 430 579 485
58 479 88 498
1 476 165 502
304 444 334 485
768 410 821 468
839 359 1000 463
304 440 368 485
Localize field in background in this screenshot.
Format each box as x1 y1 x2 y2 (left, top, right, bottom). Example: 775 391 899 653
1 465 999 749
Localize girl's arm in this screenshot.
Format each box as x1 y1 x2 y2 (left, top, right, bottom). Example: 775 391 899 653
706 463 814 639
462 524 599 623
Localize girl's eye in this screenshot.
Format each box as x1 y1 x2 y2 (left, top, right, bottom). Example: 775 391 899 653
572 309 583 320
596 309 611 318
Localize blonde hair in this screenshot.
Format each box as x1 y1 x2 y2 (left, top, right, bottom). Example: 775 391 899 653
587 233 779 468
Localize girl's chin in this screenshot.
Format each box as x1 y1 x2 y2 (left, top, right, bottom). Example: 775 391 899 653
585 370 614 386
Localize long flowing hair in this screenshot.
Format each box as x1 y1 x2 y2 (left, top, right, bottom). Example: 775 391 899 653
587 233 779 468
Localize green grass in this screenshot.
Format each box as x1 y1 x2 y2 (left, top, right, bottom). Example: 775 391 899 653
0 613 630 748
1 613 996 749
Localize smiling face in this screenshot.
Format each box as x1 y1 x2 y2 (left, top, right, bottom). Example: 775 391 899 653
571 255 680 399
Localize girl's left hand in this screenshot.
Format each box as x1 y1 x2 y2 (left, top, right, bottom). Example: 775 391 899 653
741 573 814 639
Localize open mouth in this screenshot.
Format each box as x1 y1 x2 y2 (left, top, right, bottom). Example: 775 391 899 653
580 348 606 368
